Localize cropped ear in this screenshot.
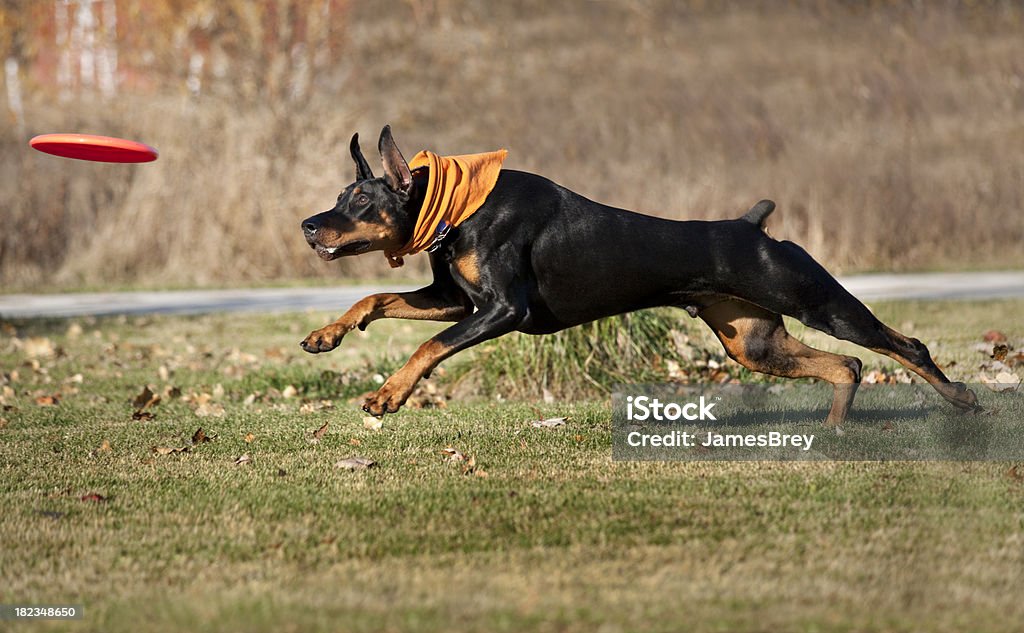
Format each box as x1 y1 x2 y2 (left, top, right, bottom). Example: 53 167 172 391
350 133 374 181
378 125 412 194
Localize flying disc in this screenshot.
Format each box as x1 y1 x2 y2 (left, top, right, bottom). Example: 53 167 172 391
29 133 159 163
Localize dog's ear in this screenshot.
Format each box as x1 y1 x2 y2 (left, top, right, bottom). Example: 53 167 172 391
350 133 374 181
378 125 412 194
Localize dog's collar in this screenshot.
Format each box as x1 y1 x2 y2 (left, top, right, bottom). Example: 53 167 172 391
387 219 452 266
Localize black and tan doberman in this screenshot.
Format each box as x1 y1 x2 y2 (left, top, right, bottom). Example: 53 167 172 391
300 126 980 425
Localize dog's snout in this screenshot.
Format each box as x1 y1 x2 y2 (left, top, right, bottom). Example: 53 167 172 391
302 219 320 236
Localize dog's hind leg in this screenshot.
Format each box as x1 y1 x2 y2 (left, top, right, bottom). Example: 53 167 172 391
750 240 980 413
698 298 863 427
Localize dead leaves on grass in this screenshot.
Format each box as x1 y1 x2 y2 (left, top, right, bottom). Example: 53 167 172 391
131 385 161 410
531 416 568 428
309 421 329 444
194 402 226 418
979 371 1022 393
440 447 487 477
300 399 334 414
131 385 163 420
88 439 112 458
17 336 62 359
34 394 60 406
1007 464 1024 483
975 336 1022 393
404 380 448 410
862 368 916 385
335 456 376 470
152 427 215 456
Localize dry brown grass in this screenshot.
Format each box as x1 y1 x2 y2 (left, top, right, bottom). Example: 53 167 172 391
2 1 1023 290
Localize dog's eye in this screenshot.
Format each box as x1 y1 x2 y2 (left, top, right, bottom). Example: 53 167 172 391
354 193 370 207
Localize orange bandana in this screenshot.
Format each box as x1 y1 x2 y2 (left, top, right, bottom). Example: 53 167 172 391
385 149 508 267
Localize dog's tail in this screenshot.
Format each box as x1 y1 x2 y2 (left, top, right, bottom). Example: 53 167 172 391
741 200 775 227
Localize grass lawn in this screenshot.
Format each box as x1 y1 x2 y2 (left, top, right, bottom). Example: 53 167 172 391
1 300 1023 632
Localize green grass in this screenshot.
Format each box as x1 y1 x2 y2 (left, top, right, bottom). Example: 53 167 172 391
1 301 1023 632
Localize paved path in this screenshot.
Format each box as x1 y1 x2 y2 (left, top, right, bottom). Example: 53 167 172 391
1 272 1022 319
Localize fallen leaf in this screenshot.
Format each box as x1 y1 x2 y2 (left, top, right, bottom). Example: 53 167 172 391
881 422 895 432
132 386 160 410
184 391 213 406
80 493 107 502
983 330 1008 343
405 381 448 409
348 437 361 446
312 421 329 440
244 433 256 443
531 416 568 428
152 445 189 455
281 385 299 399
0 417 7 429
363 416 383 431
234 454 251 465
979 371 1022 392
992 344 1010 362
461 453 480 475
22 337 57 359
192 427 214 444
99 440 111 452
1008 465 1024 483
336 456 377 470
132 410 155 421
300 400 334 414
35 394 60 407
194 402 225 417
441 447 467 462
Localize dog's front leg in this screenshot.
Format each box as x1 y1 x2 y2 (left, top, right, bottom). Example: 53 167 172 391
300 286 471 354
362 301 524 416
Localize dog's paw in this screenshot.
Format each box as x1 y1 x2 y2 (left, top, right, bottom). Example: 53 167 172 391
300 325 347 354
944 382 983 413
362 380 412 417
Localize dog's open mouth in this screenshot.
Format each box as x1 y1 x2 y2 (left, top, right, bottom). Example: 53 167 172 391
313 239 372 260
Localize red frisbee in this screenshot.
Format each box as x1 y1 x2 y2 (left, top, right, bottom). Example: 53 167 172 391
29 133 159 163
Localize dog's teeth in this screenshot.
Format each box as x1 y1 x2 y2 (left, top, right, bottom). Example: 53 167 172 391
325 247 339 254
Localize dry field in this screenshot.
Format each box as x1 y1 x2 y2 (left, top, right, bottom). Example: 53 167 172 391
2 1 1023 290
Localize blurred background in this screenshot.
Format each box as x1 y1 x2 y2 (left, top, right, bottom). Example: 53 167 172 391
1 0 1022 292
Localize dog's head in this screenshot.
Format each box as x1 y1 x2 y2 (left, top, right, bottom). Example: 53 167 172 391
301 125 417 261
